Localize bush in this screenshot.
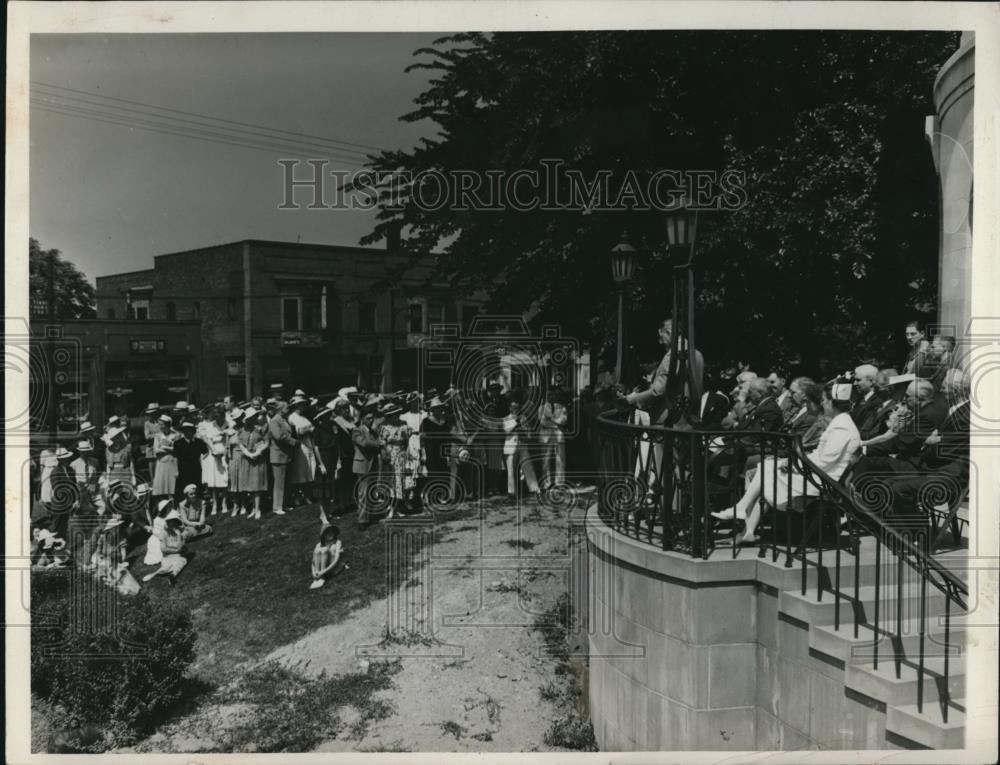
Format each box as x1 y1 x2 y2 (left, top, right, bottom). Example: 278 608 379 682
31 574 197 749
543 714 598 751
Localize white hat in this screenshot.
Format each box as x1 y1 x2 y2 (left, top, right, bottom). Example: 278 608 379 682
159 414 173 424
294 388 306 397
55 446 74 460
831 383 853 401
230 407 246 420
242 406 261 422
76 440 93 452
289 395 307 406
144 402 160 414
183 483 198 494
174 400 189 410
157 499 173 513
133 483 151 496
337 386 358 398
79 421 96 433
327 396 350 411
165 509 181 521
180 420 196 429
107 416 121 426
107 426 127 441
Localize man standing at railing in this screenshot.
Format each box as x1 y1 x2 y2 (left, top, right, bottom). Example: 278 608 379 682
622 318 704 425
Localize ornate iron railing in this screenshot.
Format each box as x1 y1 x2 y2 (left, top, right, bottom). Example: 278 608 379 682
595 408 969 723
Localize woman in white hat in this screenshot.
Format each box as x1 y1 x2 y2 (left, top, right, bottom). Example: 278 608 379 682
225 408 246 513
375 402 410 520
235 407 269 520
288 395 326 506
105 425 135 491
712 378 861 545
199 405 230 516
143 403 162 483
142 504 188 584
151 415 179 500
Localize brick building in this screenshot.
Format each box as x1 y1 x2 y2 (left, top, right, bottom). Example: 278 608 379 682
92 239 486 409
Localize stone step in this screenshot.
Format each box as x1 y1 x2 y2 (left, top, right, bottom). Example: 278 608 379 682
886 699 966 750
845 655 965 708
810 616 969 665
780 584 960 628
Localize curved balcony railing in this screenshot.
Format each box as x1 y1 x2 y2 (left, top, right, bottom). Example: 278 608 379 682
595 407 969 723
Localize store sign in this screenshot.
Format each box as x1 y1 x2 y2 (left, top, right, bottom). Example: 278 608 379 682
130 339 166 354
281 331 324 348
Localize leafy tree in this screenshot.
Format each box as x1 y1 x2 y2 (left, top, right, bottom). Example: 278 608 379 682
29 238 96 320
360 31 958 380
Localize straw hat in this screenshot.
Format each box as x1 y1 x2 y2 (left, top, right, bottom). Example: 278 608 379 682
76 439 93 452
158 414 173 424
144 402 160 414
55 446 74 460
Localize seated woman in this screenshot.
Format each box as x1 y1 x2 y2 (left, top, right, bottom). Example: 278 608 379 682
142 508 189 585
310 508 346 589
712 378 860 544
177 483 213 541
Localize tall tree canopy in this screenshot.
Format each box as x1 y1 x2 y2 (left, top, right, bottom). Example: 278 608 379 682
29 238 97 320
361 31 958 378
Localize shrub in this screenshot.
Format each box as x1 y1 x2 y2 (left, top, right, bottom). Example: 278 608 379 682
543 714 598 751
31 575 197 749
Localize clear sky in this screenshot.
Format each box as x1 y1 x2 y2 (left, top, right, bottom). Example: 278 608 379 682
29 33 441 281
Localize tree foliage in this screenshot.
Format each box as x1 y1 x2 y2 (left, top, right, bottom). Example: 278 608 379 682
361 31 959 379
29 238 97 320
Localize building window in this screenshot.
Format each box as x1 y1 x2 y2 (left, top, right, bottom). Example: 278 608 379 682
107 308 116 319
166 302 176 320
282 297 300 331
427 301 445 328
359 302 377 334
408 302 424 334
280 284 330 333
192 301 201 320
133 302 149 321
227 299 238 320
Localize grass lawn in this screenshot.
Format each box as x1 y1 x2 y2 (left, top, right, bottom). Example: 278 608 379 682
133 501 484 689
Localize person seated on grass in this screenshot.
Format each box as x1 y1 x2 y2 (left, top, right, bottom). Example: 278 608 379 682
142 509 189 585
31 521 69 569
311 509 346 590
177 483 214 541
89 516 141 595
711 378 860 545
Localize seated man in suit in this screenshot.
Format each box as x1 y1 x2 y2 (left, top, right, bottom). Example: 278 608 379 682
885 368 971 519
851 364 883 440
850 378 950 515
766 369 797 423
695 370 732 431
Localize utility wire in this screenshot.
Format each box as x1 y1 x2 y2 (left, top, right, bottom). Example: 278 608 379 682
31 80 389 155
31 99 376 167
32 101 370 164
32 88 375 160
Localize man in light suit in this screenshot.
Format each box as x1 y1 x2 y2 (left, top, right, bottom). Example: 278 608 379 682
624 318 704 424
538 388 568 488
268 401 299 515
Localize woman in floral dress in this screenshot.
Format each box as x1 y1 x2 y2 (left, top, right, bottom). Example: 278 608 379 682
236 408 269 520
376 402 411 520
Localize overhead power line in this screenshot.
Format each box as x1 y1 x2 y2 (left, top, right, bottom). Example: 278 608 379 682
31 80 389 155
31 99 371 165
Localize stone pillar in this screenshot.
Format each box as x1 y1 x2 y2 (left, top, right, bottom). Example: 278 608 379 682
927 32 974 338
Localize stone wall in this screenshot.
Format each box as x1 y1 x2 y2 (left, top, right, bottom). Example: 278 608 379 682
583 507 895 751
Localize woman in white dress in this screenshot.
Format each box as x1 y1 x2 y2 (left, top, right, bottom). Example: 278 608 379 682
198 406 230 515
712 379 860 544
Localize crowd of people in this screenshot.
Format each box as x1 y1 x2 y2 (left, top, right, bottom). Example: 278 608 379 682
28 316 970 590
603 317 971 547
29 381 576 591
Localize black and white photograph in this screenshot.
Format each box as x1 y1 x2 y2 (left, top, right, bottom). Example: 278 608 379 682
5 1 999 760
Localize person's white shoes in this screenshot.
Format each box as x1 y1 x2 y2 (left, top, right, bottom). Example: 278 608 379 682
711 506 746 521
273 508 286 516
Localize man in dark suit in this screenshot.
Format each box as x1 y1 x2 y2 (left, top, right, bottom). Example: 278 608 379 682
742 379 785 433
268 401 299 515
766 369 797 423
887 369 971 514
850 364 884 440
781 376 818 440
862 378 946 462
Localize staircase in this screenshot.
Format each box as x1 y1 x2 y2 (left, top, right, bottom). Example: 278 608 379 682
764 533 969 749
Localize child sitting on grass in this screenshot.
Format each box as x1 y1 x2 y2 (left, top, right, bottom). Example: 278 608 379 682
310 507 347 590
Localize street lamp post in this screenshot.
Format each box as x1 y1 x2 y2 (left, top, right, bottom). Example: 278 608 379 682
662 201 700 412
610 236 638 385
